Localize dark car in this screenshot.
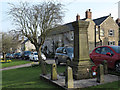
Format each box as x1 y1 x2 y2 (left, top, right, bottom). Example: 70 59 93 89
14 52 21 59
6 53 11 58
21 51 31 60
54 47 74 65
90 45 120 72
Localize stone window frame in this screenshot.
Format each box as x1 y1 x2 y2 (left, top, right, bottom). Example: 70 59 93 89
96 28 98 34
70 31 74 41
100 29 104 37
108 41 115 45
108 29 114 36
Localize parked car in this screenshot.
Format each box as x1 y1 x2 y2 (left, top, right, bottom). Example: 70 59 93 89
29 52 46 61
6 53 11 58
14 52 21 59
90 45 120 72
54 47 74 65
21 51 31 60
10 53 15 58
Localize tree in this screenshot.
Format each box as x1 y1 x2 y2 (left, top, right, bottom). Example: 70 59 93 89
2 32 19 60
8 1 64 63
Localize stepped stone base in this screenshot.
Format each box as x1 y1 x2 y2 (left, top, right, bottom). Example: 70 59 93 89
40 74 119 89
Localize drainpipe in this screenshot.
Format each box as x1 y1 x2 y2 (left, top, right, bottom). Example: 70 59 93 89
95 25 96 47
98 25 102 46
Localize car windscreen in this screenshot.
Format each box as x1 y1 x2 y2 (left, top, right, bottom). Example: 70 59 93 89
66 48 73 53
25 51 31 55
110 46 120 53
34 53 38 55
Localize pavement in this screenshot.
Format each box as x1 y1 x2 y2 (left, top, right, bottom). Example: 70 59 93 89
0 59 55 71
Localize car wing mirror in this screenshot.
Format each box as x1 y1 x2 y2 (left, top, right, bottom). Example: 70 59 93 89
63 51 67 54
106 52 111 56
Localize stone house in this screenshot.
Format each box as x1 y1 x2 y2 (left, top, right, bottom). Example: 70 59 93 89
42 9 119 54
21 39 36 51
94 14 119 47
116 18 120 45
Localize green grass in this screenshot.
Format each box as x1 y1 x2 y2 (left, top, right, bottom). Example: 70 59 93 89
2 64 120 89
1 59 31 68
2 64 66 89
89 80 120 89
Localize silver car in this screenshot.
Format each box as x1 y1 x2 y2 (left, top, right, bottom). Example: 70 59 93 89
29 52 46 61
54 47 74 65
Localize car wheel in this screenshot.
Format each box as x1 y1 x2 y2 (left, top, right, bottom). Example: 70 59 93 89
55 58 60 65
115 61 120 72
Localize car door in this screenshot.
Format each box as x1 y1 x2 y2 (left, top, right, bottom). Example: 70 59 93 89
99 47 114 68
30 53 33 60
57 47 63 62
61 48 68 63
92 47 102 65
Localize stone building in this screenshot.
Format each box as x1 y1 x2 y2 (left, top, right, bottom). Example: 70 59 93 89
94 14 119 47
21 39 36 51
116 18 120 45
42 9 119 54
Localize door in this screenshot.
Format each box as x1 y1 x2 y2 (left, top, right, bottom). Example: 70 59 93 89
92 47 102 65
99 47 114 68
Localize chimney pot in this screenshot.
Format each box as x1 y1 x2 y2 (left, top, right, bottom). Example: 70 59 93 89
85 9 92 19
76 14 80 21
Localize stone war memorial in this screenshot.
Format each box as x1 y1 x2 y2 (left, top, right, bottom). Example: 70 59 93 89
40 19 119 89
71 19 91 80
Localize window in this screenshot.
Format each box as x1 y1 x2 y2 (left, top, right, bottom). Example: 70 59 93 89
100 29 104 36
108 41 115 45
56 47 63 53
96 28 98 34
95 48 101 54
70 32 74 40
101 47 114 55
108 30 114 36
110 46 120 53
63 48 67 54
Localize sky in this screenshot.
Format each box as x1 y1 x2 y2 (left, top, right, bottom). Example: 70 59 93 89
0 0 120 32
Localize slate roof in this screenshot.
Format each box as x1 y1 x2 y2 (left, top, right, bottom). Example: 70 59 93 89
48 15 110 36
93 15 109 25
48 22 74 35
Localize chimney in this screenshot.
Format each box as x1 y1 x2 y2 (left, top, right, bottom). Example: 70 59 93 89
76 14 80 21
116 18 120 24
85 9 92 19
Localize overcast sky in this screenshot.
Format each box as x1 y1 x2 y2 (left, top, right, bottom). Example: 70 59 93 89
0 0 120 32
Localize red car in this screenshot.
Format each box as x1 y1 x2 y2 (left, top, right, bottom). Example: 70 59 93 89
90 45 120 72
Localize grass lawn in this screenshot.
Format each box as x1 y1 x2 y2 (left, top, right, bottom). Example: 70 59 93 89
89 80 120 89
1 59 31 68
2 64 120 89
2 64 66 89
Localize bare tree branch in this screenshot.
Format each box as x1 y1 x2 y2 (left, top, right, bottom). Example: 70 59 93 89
8 1 64 63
